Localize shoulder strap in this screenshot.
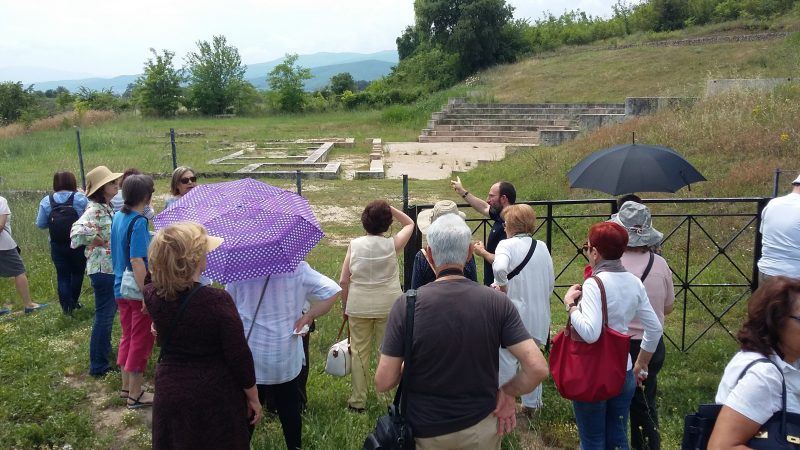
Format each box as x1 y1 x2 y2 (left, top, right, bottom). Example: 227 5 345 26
157 283 204 362
507 239 537 280
125 214 147 271
394 289 417 417
736 357 788 430
49 193 57 209
65 192 75 206
640 251 655 282
591 275 609 327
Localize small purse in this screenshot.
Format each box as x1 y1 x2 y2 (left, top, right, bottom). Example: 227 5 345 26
682 357 800 449
549 276 631 402
325 318 351 377
363 290 417 450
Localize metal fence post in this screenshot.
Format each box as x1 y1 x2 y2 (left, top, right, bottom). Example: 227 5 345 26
402 174 418 291
75 129 86 191
773 168 781 198
170 128 177 170
296 170 302 196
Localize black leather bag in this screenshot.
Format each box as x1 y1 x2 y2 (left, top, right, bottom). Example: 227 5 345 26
363 290 417 450
682 357 800 449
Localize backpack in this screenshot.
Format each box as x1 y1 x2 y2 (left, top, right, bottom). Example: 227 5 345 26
48 192 79 244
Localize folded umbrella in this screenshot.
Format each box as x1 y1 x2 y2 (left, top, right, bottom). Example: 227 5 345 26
154 178 323 283
567 143 706 195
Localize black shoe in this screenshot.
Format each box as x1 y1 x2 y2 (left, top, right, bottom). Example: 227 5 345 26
75 302 84 309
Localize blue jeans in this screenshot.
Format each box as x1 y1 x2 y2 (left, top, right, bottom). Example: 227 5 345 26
89 273 117 375
50 242 86 313
573 370 636 450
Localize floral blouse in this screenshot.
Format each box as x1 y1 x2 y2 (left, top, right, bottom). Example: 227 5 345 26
70 201 114 275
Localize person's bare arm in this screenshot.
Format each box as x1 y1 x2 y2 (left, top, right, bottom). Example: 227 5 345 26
495 339 548 435
473 241 495 264
707 405 762 449
391 206 415 252
131 257 147 292
451 176 490 217
293 294 337 335
0 214 7 231
375 355 403 392
339 246 352 316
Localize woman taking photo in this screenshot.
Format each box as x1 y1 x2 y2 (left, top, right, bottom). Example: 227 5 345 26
111 174 156 409
36 170 89 314
562 221 663 449
708 276 800 449
492 204 554 415
145 222 260 449
339 200 414 412
69 166 123 377
164 166 197 209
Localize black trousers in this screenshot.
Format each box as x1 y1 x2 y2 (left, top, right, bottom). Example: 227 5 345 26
250 375 302 450
629 337 666 450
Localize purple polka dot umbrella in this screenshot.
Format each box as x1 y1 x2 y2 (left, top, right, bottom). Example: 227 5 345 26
153 178 323 284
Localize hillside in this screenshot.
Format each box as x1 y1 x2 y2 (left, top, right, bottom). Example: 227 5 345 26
479 30 800 102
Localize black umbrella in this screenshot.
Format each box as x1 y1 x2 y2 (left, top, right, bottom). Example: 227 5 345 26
567 142 706 195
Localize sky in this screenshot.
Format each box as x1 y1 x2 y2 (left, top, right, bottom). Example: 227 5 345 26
0 0 614 82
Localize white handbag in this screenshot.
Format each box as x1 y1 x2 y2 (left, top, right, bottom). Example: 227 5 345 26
325 319 351 377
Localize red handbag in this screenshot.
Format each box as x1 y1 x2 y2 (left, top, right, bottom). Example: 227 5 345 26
549 276 631 402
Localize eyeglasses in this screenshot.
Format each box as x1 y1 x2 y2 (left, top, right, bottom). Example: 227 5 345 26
180 176 197 184
581 242 590 252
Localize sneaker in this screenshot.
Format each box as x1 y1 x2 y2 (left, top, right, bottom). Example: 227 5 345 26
24 303 48 314
0 307 10 316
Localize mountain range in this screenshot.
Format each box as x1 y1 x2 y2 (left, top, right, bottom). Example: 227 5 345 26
1 51 398 94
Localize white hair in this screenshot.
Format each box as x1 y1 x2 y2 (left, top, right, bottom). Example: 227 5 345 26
427 213 471 267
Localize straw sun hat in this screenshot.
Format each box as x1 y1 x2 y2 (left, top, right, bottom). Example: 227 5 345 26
417 200 467 235
85 166 123 197
609 201 663 248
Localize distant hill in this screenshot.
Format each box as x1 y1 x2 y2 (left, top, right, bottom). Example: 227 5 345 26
248 59 396 90
14 50 398 94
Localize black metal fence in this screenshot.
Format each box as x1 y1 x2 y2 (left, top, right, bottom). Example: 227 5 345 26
403 197 769 353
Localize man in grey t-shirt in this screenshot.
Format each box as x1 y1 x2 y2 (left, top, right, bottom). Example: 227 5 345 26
375 214 548 449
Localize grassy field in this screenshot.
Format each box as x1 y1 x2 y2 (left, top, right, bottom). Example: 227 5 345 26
1 27 800 449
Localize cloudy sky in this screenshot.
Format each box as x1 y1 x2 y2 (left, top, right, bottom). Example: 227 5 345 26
0 0 614 81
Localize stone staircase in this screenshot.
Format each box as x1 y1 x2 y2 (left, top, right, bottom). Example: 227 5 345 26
419 99 626 145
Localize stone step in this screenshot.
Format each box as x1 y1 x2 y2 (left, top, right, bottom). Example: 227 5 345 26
436 118 579 126
446 108 625 115
431 123 570 132
418 135 540 144
451 102 626 109
427 130 542 137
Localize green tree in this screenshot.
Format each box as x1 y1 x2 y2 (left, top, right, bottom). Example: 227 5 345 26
330 72 357 95
0 81 37 125
405 0 515 77
185 35 247 115
134 48 183 117
74 87 126 112
268 54 312 113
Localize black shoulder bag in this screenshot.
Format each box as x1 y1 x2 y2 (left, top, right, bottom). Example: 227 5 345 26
507 239 537 281
157 284 203 363
682 357 800 449
363 289 417 450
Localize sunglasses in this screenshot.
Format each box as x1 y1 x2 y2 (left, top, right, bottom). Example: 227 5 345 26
180 176 197 184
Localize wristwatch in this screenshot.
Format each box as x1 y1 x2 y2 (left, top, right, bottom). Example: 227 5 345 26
565 302 575 312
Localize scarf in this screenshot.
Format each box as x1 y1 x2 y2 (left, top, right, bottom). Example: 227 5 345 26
592 258 626 275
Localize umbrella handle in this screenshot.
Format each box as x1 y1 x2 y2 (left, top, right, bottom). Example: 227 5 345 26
245 275 271 342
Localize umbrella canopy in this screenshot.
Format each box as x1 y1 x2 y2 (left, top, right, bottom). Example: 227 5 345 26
153 178 323 283
567 143 706 195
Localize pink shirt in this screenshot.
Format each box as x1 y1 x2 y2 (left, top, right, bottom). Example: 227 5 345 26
621 251 675 340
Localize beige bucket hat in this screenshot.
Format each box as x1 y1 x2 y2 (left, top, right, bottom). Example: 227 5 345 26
609 201 663 248
85 166 123 197
417 200 467 235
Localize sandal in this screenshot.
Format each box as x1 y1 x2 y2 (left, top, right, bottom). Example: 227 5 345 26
119 389 129 399
127 391 153 410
